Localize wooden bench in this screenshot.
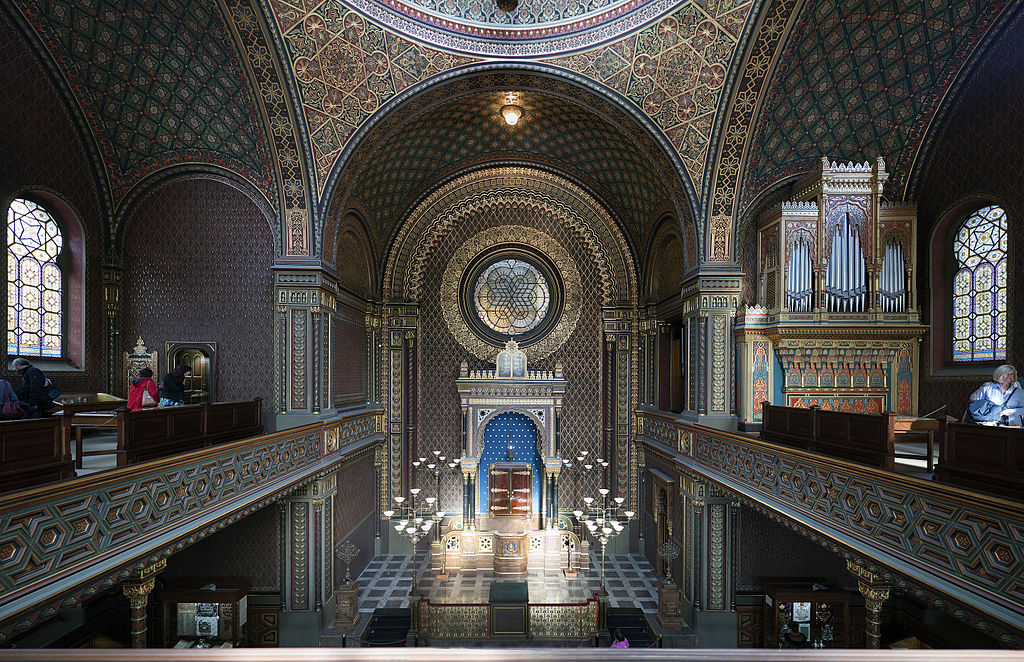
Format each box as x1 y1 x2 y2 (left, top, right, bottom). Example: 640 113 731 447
120 398 263 466
0 418 72 492
761 403 896 470
935 422 1024 499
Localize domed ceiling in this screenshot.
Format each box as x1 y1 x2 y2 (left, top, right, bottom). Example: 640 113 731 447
331 77 688 265
339 0 693 55
4 0 1019 263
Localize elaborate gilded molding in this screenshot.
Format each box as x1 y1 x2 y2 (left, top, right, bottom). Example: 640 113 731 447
384 166 637 310
441 226 581 360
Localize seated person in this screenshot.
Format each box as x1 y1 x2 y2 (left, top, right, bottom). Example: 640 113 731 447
969 364 1024 426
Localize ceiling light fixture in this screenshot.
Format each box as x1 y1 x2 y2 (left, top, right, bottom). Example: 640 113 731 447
496 0 518 12
501 92 523 126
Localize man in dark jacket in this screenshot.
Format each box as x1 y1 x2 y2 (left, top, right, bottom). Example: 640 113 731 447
12 357 50 417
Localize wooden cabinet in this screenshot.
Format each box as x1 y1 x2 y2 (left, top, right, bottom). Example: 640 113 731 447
763 582 850 648
160 583 248 648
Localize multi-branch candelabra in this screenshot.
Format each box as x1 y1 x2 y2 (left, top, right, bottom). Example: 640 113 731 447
576 488 634 594
382 487 437 600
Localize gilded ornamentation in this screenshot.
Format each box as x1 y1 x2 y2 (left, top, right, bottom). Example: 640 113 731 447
421 603 488 638
290 310 307 409
121 576 156 610
290 502 308 611
708 503 726 610
528 601 598 638
710 313 728 412
441 226 582 360
385 167 636 308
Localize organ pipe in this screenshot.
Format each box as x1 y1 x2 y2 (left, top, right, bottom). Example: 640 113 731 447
879 240 906 312
786 238 813 311
825 213 867 312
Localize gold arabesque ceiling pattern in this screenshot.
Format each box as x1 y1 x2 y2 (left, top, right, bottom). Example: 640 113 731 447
270 0 755 206
4 0 1017 266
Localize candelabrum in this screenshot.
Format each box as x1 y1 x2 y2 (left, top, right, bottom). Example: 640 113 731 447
576 488 634 595
561 450 610 513
382 488 437 600
658 539 680 584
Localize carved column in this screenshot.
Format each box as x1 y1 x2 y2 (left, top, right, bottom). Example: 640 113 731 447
121 559 166 648
281 476 338 634
682 477 737 619
365 305 383 407
848 561 891 649
383 306 418 510
274 266 340 424
680 271 742 430
603 307 636 508
102 265 123 395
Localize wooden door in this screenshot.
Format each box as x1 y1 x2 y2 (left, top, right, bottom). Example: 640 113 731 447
489 463 532 515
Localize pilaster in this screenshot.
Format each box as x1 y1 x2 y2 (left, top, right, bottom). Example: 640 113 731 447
382 305 419 511
280 476 338 645
681 475 739 645
602 306 637 509
274 266 340 426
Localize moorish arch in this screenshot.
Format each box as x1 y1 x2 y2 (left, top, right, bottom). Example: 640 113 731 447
320 69 696 273
385 165 637 311
377 164 642 514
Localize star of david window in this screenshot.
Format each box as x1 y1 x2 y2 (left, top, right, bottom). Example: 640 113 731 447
474 258 550 335
461 249 563 347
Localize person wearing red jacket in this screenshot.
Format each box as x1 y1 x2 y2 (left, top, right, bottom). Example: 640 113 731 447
127 368 159 410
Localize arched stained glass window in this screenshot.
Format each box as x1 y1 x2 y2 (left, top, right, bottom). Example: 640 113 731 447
952 205 1006 362
7 198 64 358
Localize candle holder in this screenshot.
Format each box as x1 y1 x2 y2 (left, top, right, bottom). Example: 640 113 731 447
579 488 634 596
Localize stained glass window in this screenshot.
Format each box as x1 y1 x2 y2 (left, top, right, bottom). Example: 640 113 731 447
7 199 64 358
473 258 550 336
952 205 1006 362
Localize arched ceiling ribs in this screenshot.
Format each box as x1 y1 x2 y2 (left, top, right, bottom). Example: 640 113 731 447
322 68 694 280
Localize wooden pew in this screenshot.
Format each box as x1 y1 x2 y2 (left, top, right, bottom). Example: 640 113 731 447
761 403 897 470
935 422 1024 499
120 398 264 466
0 418 72 491
203 398 263 445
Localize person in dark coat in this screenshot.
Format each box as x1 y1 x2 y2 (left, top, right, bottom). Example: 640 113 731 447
12 357 50 418
159 365 191 406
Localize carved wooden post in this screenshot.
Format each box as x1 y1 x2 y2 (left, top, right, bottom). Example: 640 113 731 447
121 559 166 648
848 561 891 648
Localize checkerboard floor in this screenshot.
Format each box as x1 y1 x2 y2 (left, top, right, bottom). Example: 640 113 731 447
355 550 660 613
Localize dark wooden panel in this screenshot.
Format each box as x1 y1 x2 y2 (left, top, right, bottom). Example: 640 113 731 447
0 418 72 491
762 404 895 470
937 423 1024 498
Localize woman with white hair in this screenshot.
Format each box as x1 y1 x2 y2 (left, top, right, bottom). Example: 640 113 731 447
968 364 1024 426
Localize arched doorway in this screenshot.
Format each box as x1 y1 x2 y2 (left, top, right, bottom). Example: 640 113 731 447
479 412 543 514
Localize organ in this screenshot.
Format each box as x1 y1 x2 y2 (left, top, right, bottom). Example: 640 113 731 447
736 157 927 428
